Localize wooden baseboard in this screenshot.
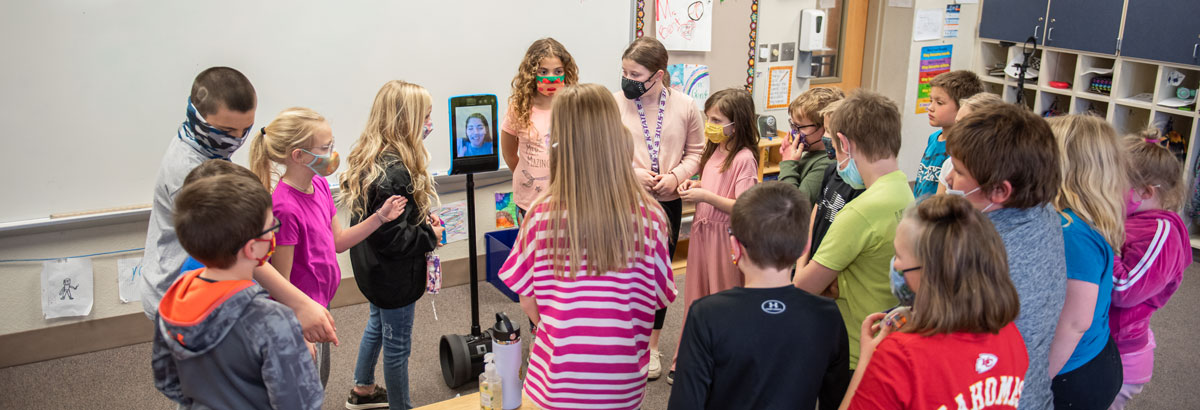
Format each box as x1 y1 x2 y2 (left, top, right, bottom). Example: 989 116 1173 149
0 254 489 369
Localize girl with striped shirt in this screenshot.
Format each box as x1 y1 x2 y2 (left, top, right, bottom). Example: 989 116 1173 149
499 83 677 410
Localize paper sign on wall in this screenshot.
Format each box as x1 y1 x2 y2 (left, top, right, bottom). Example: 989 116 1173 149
916 45 953 114
117 257 141 303
913 8 943 41
767 66 794 110
943 4 961 38
656 0 713 51
668 64 711 111
435 201 469 244
42 258 94 319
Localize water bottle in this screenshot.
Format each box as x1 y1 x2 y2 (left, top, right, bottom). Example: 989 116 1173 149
491 312 522 410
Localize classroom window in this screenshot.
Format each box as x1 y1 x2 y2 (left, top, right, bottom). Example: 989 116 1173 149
811 0 845 83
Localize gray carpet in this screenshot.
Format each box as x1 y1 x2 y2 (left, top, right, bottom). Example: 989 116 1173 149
1 263 1197 409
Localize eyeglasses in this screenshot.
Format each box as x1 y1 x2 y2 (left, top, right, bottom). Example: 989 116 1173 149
789 121 819 134
254 218 281 242
309 139 335 153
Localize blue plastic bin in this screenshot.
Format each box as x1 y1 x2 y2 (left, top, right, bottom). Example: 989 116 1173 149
485 228 521 302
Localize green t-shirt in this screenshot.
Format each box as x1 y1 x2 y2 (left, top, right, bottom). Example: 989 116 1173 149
811 170 914 369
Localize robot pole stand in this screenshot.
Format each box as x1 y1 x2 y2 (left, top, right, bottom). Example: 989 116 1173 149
438 173 492 388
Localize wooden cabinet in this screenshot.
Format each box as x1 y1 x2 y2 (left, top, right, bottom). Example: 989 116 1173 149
1122 0 1200 66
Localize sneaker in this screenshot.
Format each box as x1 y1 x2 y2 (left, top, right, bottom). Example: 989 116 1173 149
666 370 675 385
346 385 389 409
647 350 663 380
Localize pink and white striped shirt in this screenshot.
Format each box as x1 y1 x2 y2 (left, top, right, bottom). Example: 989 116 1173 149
499 202 677 410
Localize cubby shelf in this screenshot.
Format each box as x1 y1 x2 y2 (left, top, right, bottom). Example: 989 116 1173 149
975 40 1200 247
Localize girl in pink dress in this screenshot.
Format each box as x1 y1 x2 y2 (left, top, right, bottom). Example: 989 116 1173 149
671 88 761 381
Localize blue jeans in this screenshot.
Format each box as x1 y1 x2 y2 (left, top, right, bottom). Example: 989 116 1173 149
353 302 416 410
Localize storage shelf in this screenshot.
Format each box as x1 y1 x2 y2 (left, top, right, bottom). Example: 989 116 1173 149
1114 98 1155 110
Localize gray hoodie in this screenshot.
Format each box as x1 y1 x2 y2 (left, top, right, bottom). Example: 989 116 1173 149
152 269 323 409
987 205 1067 410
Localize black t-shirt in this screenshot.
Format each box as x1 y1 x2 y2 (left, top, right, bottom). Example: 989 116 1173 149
810 166 864 256
667 285 850 410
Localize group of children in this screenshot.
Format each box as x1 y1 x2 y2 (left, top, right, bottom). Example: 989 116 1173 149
141 35 1191 410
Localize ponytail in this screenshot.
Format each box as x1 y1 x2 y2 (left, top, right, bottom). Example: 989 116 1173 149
247 107 327 191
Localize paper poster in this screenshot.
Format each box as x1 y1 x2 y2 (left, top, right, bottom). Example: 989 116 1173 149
435 200 469 244
913 8 943 41
42 258 94 319
656 0 713 51
668 64 711 111
916 45 953 114
767 66 794 110
117 257 141 303
943 4 961 38
888 0 913 7
495 192 519 228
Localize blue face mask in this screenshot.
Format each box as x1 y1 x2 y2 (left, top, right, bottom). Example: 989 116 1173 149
837 155 866 189
889 256 917 306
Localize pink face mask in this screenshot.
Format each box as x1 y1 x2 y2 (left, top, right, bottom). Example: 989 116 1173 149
1126 188 1143 215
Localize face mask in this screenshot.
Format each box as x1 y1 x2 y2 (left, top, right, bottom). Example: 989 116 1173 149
946 186 980 197
837 156 866 189
423 122 433 140
178 100 251 159
889 256 918 306
1126 188 1143 215
822 136 836 160
704 122 733 144
253 235 276 267
300 149 340 177
621 75 654 100
536 75 565 97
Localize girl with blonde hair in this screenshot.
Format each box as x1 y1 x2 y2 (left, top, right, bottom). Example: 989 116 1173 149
500 37 578 215
498 83 677 410
1045 114 1125 408
339 81 445 410
248 107 406 386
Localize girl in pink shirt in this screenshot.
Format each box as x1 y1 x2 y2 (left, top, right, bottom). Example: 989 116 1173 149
248 107 406 385
1108 137 1192 409
671 88 760 380
499 83 677 410
501 38 578 215
614 37 705 379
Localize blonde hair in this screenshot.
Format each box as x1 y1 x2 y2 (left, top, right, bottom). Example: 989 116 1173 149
1048 115 1127 251
960 93 1004 112
1124 133 1186 212
339 81 439 218
248 107 326 190
788 87 845 127
531 83 664 278
508 38 579 132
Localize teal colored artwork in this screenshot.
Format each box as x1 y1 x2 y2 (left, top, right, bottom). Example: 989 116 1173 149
495 192 519 228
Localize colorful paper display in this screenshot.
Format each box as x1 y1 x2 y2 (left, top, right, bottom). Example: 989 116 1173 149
916 45 952 114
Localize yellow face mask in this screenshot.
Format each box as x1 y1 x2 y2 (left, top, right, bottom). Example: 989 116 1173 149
704 121 733 144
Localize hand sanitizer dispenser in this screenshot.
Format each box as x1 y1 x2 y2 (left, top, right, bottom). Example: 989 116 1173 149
798 9 826 52
795 9 827 79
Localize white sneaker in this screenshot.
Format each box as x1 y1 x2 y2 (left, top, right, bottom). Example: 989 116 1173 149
647 349 663 380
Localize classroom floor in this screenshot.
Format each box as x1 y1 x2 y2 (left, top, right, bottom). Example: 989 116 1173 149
1 262 1197 410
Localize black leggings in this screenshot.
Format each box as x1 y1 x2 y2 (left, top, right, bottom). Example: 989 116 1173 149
1051 335 1123 409
654 199 682 330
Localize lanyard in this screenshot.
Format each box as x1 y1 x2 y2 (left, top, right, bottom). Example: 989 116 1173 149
635 89 668 173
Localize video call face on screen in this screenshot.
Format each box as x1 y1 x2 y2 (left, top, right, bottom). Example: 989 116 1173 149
455 106 495 158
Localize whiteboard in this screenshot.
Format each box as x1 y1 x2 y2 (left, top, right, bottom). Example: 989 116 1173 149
0 0 632 223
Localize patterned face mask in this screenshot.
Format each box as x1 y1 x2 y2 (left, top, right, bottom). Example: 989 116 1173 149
178 100 251 159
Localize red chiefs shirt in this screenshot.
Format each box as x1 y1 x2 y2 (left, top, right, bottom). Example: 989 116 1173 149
849 323 1029 410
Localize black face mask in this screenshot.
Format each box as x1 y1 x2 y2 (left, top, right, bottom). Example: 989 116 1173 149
621 76 653 100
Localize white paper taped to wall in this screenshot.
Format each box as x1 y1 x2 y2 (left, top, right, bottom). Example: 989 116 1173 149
42 258 94 319
117 257 142 303
913 8 943 41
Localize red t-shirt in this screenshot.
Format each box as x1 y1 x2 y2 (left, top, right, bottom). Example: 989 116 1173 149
849 323 1029 410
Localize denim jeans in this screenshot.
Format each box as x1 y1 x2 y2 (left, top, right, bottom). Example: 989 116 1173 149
353 302 416 410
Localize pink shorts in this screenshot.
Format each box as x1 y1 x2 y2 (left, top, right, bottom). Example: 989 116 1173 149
1120 330 1156 384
